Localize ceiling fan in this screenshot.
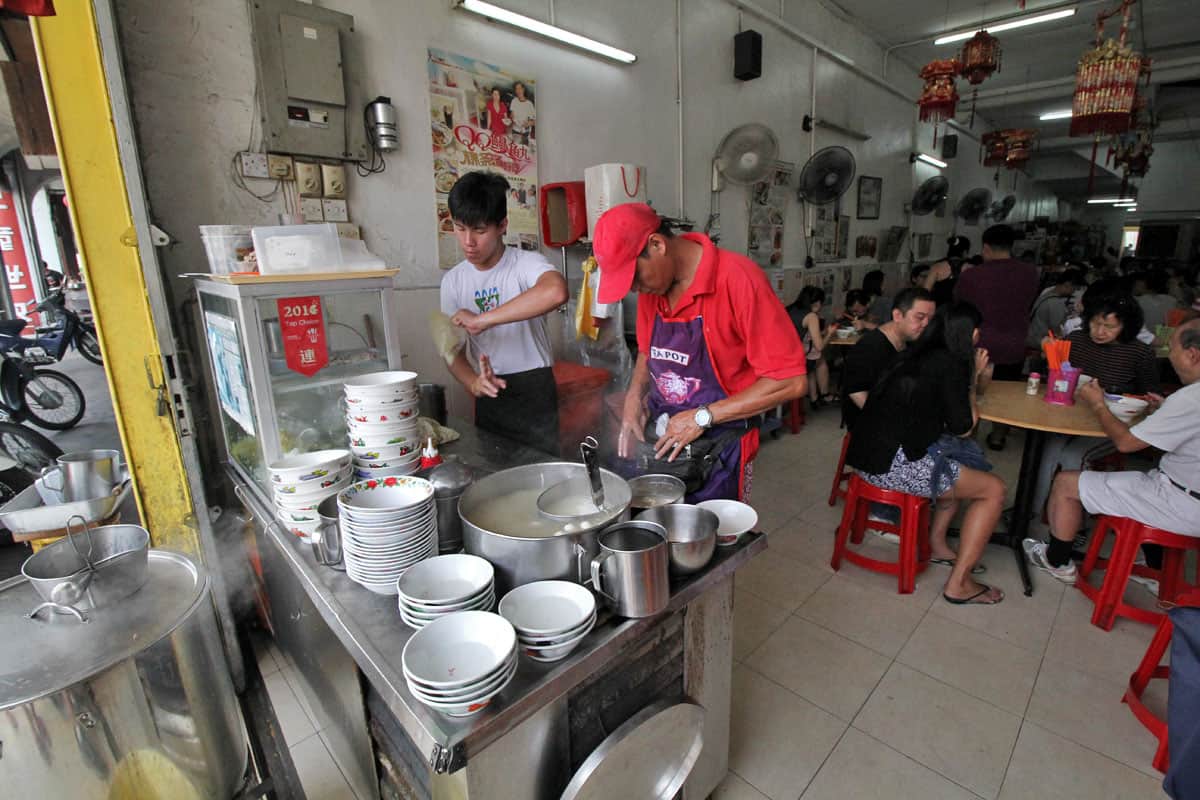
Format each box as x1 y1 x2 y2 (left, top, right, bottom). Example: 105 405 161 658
956 188 993 226
706 122 780 242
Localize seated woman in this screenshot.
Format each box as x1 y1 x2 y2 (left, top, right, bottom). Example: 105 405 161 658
788 286 837 406
1031 290 1160 518
846 302 1007 605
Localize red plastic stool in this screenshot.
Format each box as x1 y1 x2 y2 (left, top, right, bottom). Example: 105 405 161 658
1077 515 1200 631
1122 589 1200 773
783 397 806 433
831 474 931 594
827 432 852 506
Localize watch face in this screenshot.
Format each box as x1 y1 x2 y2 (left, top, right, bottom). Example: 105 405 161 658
696 408 712 427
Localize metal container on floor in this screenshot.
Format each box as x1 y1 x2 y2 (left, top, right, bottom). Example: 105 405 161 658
0 550 248 798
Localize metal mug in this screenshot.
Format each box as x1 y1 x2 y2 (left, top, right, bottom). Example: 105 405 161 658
589 520 670 618
42 449 121 502
313 495 345 570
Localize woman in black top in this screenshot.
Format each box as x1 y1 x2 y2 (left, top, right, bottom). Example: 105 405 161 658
846 302 1008 604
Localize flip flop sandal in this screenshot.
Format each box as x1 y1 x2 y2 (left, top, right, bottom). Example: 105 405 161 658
943 583 1004 605
928 557 987 574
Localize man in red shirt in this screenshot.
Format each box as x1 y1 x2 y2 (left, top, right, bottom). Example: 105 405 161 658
593 203 808 501
955 223 1039 450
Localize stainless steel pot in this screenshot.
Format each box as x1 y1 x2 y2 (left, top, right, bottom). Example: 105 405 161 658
459 462 631 593
590 521 670 618
0 550 247 798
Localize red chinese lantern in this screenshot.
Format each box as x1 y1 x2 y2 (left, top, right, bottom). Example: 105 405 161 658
1003 129 1037 168
981 131 1008 167
1070 0 1149 137
917 58 961 145
959 31 1001 125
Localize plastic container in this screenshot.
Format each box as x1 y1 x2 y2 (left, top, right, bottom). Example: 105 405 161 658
199 225 254 274
252 223 342 274
1044 366 1081 406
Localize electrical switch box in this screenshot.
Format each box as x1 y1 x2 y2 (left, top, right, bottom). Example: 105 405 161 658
300 197 325 221
251 0 363 160
321 163 346 198
295 161 322 196
267 154 295 180
238 151 270 179
322 198 349 223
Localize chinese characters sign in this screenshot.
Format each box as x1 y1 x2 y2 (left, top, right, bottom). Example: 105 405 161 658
276 296 328 377
0 192 39 333
428 48 539 268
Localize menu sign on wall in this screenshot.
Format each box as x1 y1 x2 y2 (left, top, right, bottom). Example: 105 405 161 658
428 48 540 269
277 295 328 377
0 191 40 333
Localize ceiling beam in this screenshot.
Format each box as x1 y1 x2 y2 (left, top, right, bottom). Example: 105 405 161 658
971 55 1200 110
1035 117 1200 152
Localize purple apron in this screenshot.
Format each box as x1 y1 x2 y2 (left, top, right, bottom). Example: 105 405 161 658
646 314 744 502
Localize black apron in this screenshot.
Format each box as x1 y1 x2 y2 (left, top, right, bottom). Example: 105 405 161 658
475 366 560 456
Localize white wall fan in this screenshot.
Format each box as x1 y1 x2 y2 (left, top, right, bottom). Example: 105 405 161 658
706 122 780 242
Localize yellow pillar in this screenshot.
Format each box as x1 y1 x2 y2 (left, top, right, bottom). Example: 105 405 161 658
31 2 199 554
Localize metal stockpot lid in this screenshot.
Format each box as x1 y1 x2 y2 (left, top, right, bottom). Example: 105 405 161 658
559 700 705 800
427 456 476 498
0 549 206 710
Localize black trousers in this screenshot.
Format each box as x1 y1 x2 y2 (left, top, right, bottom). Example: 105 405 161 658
475 366 560 456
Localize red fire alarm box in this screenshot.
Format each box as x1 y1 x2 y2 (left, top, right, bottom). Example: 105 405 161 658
539 181 587 248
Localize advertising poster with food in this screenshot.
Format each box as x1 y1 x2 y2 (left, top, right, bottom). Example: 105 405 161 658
746 161 793 268
428 49 539 269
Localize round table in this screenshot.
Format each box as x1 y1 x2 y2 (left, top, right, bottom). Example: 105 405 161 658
978 381 1133 596
828 333 861 347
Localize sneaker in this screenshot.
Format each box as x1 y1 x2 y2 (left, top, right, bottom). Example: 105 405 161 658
866 528 901 545
1129 574 1160 596
1022 538 1078 584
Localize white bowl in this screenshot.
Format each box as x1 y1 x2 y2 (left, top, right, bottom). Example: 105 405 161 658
401 594 495 627
348 441 419 461
408 654 515 701
344 391 418 408
401 588 495 616
353 462 421 480
339 477 433 512
519 620 593 662
344 370 419 395
499 580 597 637
409 662 517 716
346 402 420 424
402 610 517 689
835 327 855 339
1105 395 1149 420
267 449 352 484
347 430 420 449
274 465 353 497
697 499 758 546
517 610 597 646
398 554 495 605
346 414 419 431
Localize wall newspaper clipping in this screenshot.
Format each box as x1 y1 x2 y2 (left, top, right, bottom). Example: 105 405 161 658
429 49 540 268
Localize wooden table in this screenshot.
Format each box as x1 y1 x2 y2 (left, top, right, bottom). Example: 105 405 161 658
977 381 1109 595
828 332 861 346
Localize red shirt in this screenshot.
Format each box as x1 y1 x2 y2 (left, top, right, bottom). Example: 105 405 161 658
954 257 1039 365
636 234 807 459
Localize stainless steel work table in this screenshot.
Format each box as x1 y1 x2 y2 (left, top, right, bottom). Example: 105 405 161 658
234 421 766 799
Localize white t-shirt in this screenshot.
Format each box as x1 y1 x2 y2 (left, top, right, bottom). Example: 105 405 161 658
440 247 556 375
508 97 535 131
1131 381 1200 489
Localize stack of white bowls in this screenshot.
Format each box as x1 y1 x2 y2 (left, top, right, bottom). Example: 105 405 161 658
499 581 597 663
268 450 353 538
343 371 421 480
396 554 495 629
402 610 518 717
337 476 437 594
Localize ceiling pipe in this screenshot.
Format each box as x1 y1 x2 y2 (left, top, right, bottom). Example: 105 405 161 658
970 54 1200 109
722 0 915 102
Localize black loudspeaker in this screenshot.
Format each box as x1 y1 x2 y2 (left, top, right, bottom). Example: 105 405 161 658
941 134 959 159
734 30 763 81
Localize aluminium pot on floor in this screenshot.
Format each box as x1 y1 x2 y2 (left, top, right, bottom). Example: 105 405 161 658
0 550 248 798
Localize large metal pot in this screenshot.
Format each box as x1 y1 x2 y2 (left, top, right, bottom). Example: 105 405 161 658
459 462 631 592
0 550 247 798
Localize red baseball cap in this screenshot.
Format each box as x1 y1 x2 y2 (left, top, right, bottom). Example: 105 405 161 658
593 203 662 304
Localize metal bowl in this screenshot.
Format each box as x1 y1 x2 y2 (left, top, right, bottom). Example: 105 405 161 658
22 524 150 611
635 504 718 575
628 474 686 514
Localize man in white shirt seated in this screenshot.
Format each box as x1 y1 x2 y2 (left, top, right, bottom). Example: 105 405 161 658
1025 319 1200 582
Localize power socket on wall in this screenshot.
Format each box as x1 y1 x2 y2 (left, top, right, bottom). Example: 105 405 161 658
237 152 270 179
267 154 295 180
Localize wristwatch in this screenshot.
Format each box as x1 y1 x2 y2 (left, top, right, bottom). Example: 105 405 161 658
694 405 713 429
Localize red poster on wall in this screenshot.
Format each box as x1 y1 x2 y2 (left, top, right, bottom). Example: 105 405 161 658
0 191 40 334
276 295 328 377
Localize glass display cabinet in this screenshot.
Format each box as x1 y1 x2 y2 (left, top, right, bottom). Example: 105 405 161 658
194 273 401 497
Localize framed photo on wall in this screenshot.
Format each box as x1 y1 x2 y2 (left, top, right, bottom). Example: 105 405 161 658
857 175 882 220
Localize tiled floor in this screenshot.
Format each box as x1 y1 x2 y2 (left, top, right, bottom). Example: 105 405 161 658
719 407 1170 800
257 406 1172 800
253 635 361 799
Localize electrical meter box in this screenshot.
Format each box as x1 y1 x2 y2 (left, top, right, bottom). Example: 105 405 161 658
251 0 366 161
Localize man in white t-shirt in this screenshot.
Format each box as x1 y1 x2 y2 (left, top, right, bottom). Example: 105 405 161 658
507 82 535 145
1025 319 1200 583
441 171 568 454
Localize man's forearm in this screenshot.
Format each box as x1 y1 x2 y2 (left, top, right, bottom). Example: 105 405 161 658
709 375 807 425
1088 402 1148 453
447 350 477 391
481 273 568 327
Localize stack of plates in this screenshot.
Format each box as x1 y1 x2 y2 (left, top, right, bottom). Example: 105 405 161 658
402 611 518 717
268 450 353 538
343 371 421 480
499 581 597 663
337 476 437 594
397 554 495 629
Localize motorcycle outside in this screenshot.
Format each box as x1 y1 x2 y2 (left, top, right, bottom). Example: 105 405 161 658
0 350 86 431
0 288 103 367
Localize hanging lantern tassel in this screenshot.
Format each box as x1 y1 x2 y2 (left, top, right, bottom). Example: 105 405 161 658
917 58 962 147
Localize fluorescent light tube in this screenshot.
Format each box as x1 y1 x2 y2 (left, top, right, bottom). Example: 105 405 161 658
935 8 1076 45
1113 200 1137 206
915 153 948 168
1124 206 1138 211
1087 197 1133 204
1039 109 1074 121
458 0 637 63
